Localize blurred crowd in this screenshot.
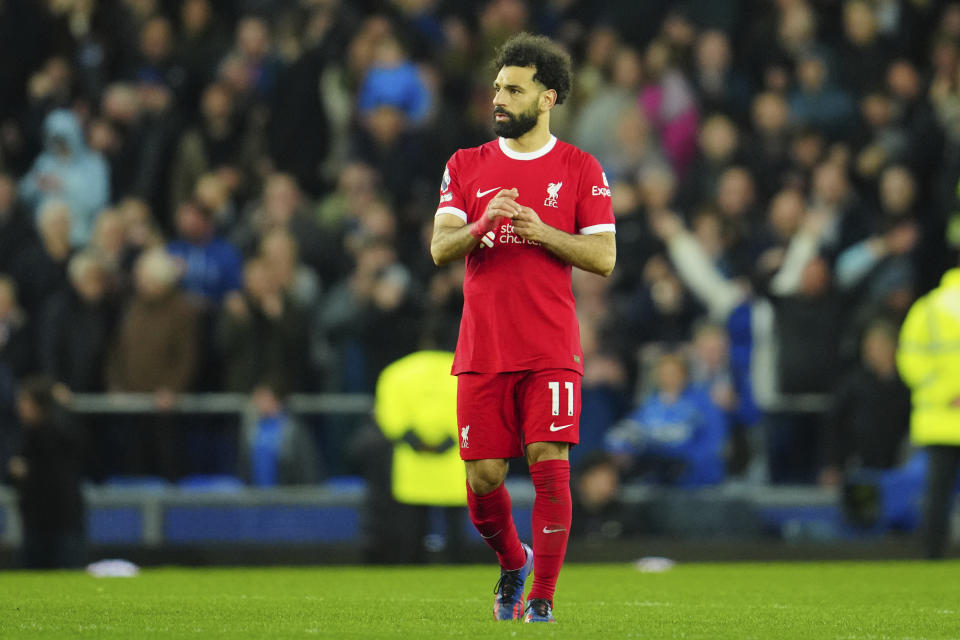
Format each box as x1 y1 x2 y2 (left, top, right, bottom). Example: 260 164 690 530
0 0 957 490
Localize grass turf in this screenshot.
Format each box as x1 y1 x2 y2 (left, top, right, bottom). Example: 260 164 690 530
1 561 958 639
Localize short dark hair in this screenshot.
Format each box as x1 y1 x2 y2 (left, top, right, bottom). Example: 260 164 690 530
492 33 573 105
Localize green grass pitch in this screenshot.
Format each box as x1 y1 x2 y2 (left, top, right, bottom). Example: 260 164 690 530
1 561 958 638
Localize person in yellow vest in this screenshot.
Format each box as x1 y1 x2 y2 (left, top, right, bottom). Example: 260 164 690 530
897 266 960 558
373 350 466 561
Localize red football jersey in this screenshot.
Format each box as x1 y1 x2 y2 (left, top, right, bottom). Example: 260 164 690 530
436 135 615 375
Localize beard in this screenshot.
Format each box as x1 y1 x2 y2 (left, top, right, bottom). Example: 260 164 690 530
492 102 539 139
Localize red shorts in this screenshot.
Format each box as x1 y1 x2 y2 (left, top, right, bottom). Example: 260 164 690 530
456 369 581 460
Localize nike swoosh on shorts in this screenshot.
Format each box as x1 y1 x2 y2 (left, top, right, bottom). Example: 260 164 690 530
549 423 573 432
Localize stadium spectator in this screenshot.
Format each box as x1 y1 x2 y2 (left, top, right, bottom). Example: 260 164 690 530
167 199 243 307
0 276 31 382
789 53 857 142
349 98 434 213
822 320 910 486
0 173 33 274
639 38 700 178
356 34 431 126
691 30 752 123
192 172 238 232
231 172 327 273
611 166 672 292
688 320 755 474
216 257 310 394
0 275 29 477
7 375 86 569
258 228 320 310
227 16 282 106
238 383 320 486
18 109 110 248
570 26 619 112
169 82 262 210
678 114 742 216
885 58 941 193
806 161 871 259
605 352 727 487
110 196 165 279
838 0 892 98
317 240 420 393
851 92 910 185
8 199 73 320
571 452 635 542
176 0 231 111
576 316 631 468
95 82 175 210
106 247 199 479
17 55 76 170
37 251 117 392
573 47 664 184
265 1 340 199
765 247 844 484
742 92 793 201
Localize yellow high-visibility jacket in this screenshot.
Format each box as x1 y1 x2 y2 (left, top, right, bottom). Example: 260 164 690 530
897 268 960 445
374 351 466 506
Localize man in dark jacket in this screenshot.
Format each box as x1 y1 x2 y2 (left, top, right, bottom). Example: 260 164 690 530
823 321 910 484
216 257 309 394
0 173 34 274
7 376 86 569
38 251 117 392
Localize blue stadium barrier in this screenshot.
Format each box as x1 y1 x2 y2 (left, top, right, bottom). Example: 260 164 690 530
164 506 360 543
89 507 144 545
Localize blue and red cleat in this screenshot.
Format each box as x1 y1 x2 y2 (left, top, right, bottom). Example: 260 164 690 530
523 598 555 623
493 543 533 620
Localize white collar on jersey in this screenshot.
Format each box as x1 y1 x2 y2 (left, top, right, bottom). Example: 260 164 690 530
498 135 557 160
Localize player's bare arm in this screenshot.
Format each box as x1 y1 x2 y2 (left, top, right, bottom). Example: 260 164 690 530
512 205 616 276
431 188 521 265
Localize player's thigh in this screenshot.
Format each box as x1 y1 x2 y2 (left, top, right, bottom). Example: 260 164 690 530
456 372 524 460
517 369 582 446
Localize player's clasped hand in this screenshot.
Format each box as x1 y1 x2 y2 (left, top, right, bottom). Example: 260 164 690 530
512 205 547 243
485 188 521 222
471 188 520 243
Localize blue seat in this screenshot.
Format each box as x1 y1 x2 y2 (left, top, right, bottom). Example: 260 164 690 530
323 475 367 494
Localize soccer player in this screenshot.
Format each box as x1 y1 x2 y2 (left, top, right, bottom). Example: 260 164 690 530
430 33 616 623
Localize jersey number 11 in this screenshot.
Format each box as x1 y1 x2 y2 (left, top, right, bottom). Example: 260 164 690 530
548 381 574 417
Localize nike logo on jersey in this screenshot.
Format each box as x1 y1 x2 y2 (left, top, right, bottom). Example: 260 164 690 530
549 423 573 432
476 187 501 198
480 529 502 539
542 526 567 534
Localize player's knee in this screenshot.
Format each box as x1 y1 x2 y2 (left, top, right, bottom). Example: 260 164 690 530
465 460 507 495
467 475 502 495
526 441 570 465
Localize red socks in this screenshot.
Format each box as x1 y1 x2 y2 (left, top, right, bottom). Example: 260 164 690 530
466 481 526 570
527 459 571 603
466 458 572 604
